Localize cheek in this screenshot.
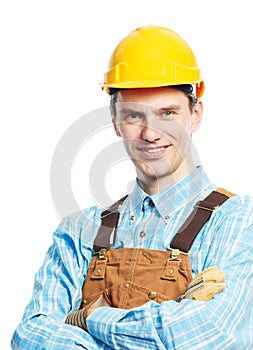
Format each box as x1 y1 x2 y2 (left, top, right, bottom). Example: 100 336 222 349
159 120 186 142
177 115 193 131
119 124 141 140
160 121 193 155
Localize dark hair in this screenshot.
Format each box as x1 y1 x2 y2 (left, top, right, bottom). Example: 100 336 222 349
110 88 198 118
110 91 119 118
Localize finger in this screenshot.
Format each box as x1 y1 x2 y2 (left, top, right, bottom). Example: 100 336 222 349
191 267 226 284
191 266 218 284
190 282 226 301
202 270 226 283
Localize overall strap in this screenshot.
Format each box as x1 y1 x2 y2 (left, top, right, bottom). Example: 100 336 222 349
93 188 235 254
93 195 127 253
170 188 235 253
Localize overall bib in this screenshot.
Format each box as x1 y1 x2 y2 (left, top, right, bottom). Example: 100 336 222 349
80 188 234 311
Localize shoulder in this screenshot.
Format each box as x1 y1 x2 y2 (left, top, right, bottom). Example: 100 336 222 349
217 192 253 221
210 191 253 239
54 205 105 244
195 191 253 267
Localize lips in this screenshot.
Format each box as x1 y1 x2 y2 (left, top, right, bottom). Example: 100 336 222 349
137 145 172 159
141 147 166 153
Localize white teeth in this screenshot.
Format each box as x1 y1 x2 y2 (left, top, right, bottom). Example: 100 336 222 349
145 147 163 153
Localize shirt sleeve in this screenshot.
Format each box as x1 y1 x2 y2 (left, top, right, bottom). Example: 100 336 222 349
11 211 111 350
86 197 253 350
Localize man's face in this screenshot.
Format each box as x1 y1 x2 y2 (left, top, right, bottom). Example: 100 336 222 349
112 87 202 189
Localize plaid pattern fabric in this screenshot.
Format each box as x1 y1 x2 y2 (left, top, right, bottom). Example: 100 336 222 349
11 167 253 349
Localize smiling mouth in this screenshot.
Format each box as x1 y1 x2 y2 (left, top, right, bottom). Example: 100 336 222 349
140 145 171 151
142 147 167 153
137 145 172 157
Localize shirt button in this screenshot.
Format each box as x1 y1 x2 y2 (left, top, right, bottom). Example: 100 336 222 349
149 200 154 207
148 291 157 299
124 283 130 288
139 231 146 238
164 215 170 220
130 215 135 220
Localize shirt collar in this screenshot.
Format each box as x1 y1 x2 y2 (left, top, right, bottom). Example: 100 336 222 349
125 166 215 221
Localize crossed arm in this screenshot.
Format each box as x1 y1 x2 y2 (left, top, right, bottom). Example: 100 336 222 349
11 207 253 350
65 266 226 331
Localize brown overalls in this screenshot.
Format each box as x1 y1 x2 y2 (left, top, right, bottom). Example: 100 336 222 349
80 188 234 311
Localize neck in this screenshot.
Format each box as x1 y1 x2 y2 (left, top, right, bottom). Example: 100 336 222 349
137 159 197 195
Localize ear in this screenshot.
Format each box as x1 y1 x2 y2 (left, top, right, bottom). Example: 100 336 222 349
112 118 121 137
191 101 203 133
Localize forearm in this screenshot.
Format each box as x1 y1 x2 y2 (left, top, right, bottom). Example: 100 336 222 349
87 293 251 350
86 256 253 350
11 213 106 350
11 314 110 350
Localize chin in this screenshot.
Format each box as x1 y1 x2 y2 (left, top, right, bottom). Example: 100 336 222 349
141 168 175 180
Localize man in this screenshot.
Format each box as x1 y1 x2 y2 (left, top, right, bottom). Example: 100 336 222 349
12 26 253 349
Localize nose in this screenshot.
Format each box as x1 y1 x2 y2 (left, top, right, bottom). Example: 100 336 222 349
141 119 161 143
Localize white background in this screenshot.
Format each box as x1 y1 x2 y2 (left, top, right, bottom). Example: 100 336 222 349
1 0 253 348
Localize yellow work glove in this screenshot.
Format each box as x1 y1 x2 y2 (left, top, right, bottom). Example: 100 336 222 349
176 266 226 302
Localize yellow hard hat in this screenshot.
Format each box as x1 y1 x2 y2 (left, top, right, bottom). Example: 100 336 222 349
102 25 205 98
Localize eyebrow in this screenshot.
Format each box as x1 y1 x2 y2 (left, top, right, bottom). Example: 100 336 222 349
117 108 144 114
159 105 182 111
117 104 182 116
116 104 183 116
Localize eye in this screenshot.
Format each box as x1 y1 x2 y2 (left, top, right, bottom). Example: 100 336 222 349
124 112 144 123
162 111 172 116
158 110 176 120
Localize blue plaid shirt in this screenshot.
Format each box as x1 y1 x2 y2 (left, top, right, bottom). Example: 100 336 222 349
11 167 253 349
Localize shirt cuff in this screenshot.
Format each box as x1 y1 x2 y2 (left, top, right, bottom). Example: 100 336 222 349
86 306 126 344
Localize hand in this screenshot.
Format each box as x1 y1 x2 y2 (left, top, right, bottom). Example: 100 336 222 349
86 294 111 317
177 266 226 302
65 294 111 332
